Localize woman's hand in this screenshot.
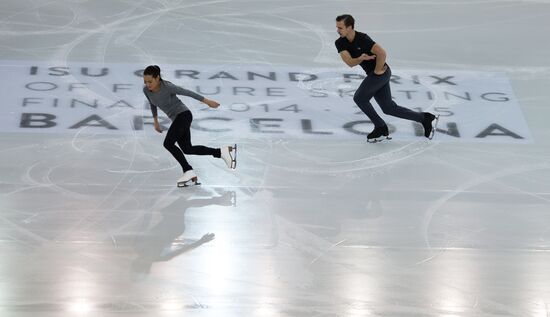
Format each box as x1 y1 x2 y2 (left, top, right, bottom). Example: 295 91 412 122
203 98 220 108
153 119 162 133
199 233 215 243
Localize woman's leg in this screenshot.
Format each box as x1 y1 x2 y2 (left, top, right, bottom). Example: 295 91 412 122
175 111 221 158
163 112 194 173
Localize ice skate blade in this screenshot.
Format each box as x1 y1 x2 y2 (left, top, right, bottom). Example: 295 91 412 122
230 143 237 169
428 114 440 140
177 177 201 188
177 181 201 188
221 144 238 170
367 136 392 143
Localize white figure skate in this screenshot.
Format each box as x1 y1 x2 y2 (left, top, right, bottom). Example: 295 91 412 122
177 169 201 187
428 114 440 140
220 144 237 169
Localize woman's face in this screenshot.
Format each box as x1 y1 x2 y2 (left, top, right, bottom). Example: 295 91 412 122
143 74 161 92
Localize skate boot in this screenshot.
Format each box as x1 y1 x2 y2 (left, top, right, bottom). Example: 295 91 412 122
177 169 201 187
367 125 391 143
422 112 440 139
220 144 237 169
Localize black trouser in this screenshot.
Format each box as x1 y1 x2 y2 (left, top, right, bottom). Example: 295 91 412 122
164 111 221 172
353 66 424 128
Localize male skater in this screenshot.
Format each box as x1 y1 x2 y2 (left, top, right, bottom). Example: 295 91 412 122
335 14 438 142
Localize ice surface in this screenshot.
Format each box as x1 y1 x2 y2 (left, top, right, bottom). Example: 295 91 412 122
1 1 550 316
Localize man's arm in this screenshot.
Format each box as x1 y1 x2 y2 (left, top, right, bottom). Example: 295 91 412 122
371 43 387 74
339 50 375 68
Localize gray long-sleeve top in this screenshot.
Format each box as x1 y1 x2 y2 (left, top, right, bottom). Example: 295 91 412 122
143 80 204 121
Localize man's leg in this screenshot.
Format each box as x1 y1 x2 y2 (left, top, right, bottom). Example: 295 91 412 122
353 75 389 127
373 68 424 123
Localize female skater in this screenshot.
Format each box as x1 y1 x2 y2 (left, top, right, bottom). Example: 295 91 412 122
143 65 236 187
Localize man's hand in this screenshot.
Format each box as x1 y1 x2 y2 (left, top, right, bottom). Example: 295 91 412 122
374 65 388 75
340 51 376 67
360 53 376 61
203 98 220 108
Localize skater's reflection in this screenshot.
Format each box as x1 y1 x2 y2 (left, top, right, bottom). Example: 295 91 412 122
132 189 236 275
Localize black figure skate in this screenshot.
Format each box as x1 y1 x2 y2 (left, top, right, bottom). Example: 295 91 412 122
422 112 440 139
367 125 392 143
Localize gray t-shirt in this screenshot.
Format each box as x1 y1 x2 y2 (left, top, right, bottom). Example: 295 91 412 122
143 80 204 120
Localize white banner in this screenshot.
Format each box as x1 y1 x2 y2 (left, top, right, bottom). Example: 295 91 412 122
0 60 532 143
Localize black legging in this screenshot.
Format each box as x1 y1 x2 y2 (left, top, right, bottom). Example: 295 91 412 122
163 111 221 172
353 66 424 128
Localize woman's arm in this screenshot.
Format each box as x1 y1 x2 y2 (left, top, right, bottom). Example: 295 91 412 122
144 92 162 133
168 82 205 101
150 104 162 133
150 103 158 117
168 81 220 108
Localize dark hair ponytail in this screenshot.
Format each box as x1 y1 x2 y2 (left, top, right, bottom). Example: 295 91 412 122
144 65 162 80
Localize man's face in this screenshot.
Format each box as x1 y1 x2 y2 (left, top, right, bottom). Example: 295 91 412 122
336 20 351 37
